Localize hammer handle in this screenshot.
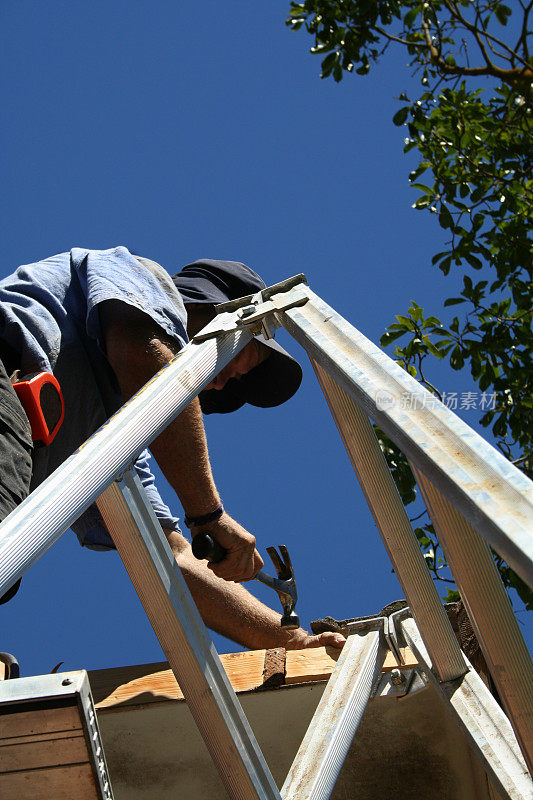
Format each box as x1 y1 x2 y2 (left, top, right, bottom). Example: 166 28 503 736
191 532 226 563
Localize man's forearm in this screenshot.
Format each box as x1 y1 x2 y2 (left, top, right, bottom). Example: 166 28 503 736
165 530 345 651
150 397 221 517
101 301 262 580
101 302 220 517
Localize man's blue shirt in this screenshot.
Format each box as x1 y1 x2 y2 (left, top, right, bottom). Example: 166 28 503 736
0 247 188 548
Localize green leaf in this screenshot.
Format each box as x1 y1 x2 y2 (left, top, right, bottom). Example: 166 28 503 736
493 412 508 438
444 297 467 306
465 254 483 270
432 251 449 265
422 335 444 358
508 568 533 609
404 6 420 28
444 589 461 603
380 329 408 346
413 195 432 209
424 316 442 327
395 315 416 330
393 107 409 126
439 208 454 229
320 51 338 78
408 302 423 322
450 345 465 370
411 183 433 194
494 4 511 25
439 256 452 275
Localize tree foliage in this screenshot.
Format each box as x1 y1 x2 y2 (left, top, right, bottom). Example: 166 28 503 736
287 1 532 607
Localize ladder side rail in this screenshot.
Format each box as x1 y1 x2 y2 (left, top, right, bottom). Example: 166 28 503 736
275 287 533 587
311 360 466 682
400 616 533 800
412 466 533 774
0 322 253 599
281 627 385 800
96 469 281 800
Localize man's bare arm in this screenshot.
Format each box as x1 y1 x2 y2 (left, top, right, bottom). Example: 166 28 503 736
100 300 263 581
166 529 345 651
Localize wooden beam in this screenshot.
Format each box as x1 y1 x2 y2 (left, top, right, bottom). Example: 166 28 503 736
91 644 418 711
285 645 417 685
92 650 266 709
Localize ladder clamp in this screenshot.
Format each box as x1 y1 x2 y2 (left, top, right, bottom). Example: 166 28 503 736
192 274 309 343
343 610 426 701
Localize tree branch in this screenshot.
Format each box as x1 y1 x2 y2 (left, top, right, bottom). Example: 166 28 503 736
372 4 532 86
515 1 532 59
443 0 531 70
374 26 427 49
431 0 533 84
410 510 429 522
427 0 444 60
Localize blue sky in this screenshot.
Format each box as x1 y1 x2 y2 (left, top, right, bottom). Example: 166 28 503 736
1 1 530 676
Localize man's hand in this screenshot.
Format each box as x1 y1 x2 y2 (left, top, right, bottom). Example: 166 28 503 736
284 629 346 650
194 513 264 582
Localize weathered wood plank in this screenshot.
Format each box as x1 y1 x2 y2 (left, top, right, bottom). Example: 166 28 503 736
0 706 81 738
0 763 98 799
0 731 88 771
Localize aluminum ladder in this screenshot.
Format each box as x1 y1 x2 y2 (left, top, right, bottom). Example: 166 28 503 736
0 274 531 800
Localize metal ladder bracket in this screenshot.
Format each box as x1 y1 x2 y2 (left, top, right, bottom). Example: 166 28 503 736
193 279 309 343
344 613 425 701
372 667 425 700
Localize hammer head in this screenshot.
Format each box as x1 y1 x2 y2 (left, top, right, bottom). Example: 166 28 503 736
265 545 299 629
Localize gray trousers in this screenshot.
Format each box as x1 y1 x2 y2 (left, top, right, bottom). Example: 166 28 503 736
0 358 33 603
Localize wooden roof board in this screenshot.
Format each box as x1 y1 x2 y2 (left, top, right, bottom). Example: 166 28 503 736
89 645 417 710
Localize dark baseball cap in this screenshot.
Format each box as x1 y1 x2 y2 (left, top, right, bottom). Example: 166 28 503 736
172 260 303 414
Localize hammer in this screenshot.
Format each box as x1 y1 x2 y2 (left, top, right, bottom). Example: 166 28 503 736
192 533 300 629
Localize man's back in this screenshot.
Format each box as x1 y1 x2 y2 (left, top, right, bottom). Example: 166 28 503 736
0 247 188 483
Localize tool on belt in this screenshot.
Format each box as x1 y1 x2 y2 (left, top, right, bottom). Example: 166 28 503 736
192 532 300 629
13 372 64 446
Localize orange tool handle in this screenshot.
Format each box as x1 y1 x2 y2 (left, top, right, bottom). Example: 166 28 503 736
13 372 65 446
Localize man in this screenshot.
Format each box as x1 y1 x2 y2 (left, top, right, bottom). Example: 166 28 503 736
0 247 344 651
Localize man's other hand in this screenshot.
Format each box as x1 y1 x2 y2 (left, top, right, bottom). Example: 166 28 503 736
285 630 346 650
195 513 263 582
